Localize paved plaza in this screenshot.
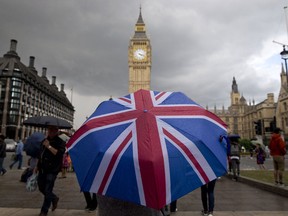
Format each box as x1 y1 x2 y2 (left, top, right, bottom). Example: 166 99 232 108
0 154 287 216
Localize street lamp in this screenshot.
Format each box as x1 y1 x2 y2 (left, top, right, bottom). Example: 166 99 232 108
280 45 288 82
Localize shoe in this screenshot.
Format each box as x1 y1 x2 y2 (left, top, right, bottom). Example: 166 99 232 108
84 206 90 211
170 208 178 212
52 196 59 211
201 210 208 216
89 207 96 212
208 212 213 216
1 170 6 176
274 181 279 186
9 165 12 169
39 212 47 216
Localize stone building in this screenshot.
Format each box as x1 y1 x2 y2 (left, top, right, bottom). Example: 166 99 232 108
211 75 281 144
128 8 152 93
0 39 74 140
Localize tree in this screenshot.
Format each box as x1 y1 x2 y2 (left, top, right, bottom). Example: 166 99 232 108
239 138 252 152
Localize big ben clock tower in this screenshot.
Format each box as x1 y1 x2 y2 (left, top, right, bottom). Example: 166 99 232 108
128 7 152 93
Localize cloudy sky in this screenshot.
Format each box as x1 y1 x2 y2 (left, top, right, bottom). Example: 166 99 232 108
1 0 288 129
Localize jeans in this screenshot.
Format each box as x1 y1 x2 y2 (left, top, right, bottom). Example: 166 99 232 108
0 157 7 174
201 179 216 213
10 154 23 169
38 172 58 214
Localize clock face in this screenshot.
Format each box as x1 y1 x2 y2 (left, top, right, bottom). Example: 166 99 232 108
134 49 146 60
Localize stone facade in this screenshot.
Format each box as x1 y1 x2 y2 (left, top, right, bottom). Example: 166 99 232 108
210 71 288 143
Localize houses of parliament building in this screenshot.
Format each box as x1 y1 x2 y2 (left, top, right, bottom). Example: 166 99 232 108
128 9 288 144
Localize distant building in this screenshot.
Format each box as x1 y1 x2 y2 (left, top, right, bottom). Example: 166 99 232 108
210 75 280 144
128 7 152 93
0 39 74 140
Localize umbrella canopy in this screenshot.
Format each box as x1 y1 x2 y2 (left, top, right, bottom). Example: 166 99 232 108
24 132 46 157
67 89 227 210
23 116 72 129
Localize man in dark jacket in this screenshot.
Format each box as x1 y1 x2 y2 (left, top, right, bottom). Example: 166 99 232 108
36 126 66 216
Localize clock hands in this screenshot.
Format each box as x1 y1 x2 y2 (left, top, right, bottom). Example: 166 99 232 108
134 49 146 60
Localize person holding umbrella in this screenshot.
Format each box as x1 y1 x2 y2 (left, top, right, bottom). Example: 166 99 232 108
36 126 66 216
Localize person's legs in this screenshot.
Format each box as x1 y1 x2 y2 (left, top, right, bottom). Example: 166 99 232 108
0 157 6 175
87 193 98 211
39 173 58 214
231 159 237 180
207 180 216 213
228 158 232 173
83 191 92 209
91 193 97 208
277 156 285 185
201 185 208 214
170 200 177 212
9 155 19 169
17 154 23 169
236 159 240 176
273 156 279 184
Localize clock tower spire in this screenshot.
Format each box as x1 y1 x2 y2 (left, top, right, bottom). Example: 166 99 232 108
128 7 152 93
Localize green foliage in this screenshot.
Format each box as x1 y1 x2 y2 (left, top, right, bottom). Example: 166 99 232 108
239 138 253 151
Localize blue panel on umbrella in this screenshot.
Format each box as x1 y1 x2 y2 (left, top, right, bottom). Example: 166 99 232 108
105 143 140 204
160 92 200 106
166 140 203 201
70 122 132 191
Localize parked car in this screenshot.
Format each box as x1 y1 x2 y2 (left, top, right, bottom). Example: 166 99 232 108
5 139 17 152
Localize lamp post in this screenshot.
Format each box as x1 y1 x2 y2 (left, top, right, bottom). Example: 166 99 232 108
280 45 288 83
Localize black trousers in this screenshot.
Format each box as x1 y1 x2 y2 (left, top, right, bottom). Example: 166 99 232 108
83 191 97 209
170 200 177 212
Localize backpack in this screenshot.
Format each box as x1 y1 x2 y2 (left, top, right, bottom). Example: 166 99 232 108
230 143 240 156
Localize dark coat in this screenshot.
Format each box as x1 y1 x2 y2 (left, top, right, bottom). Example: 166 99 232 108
0 140 6 158
38 136 66 174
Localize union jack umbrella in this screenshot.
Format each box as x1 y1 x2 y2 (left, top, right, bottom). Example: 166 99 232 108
66 89 227 210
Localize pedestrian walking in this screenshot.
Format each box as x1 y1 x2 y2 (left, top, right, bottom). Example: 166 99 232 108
0 134 7 175
255 144 266 170
201 179 217 216
228 135 241 181
36 126 66 216
9 139 24 169
269 128 286 187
